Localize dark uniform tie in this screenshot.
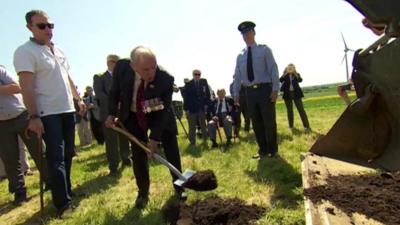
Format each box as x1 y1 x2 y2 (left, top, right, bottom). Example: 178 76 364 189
136 80 147 131
247 46 254 82
217 100 222 115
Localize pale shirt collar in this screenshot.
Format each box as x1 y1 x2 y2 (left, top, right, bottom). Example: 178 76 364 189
30 37 54 46
247 42 257 49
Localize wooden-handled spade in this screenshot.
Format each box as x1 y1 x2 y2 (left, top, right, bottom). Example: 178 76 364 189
111 124 217 192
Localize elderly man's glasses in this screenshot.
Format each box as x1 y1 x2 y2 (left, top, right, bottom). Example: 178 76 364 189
193 73 201 76
35 23 54 30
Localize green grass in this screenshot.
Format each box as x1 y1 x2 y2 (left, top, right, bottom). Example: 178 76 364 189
0 93 351 225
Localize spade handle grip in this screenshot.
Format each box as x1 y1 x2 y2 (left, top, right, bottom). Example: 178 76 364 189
111 125 187 181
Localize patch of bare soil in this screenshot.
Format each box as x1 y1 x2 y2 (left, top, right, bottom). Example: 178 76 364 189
162 196 266 225
304 172 400 225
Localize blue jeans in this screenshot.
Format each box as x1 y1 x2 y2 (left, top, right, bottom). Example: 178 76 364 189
41 112 75 210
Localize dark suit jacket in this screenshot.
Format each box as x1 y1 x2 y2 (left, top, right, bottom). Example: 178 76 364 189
108 59 177 142
143 68 178 141
108 59 134 124
279 73 304 100
183 78 211 113
93 71 113 122
207 97 235 118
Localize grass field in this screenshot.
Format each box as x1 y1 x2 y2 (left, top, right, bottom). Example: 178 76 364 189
0 90 356 225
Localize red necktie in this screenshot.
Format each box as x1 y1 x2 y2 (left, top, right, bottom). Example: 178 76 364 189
136 80 147 131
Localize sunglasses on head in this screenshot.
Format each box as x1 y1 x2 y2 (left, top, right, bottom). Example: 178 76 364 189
35 23 54 30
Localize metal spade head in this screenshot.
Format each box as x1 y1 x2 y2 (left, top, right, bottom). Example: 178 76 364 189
174 169 196 187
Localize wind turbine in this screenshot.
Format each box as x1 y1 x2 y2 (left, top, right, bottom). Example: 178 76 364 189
341 32 354 82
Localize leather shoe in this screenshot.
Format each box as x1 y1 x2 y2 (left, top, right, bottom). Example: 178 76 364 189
122 159 132 167
58 204 74 218
108 170 120 177
134 195 149 209
175 190 188 202
211 140 218 148
252 154 266 160
13 191 27 206
226 138 232 147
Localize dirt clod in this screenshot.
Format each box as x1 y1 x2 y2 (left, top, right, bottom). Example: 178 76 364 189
304 172 400 225
162 196 266 225
183 170 218 191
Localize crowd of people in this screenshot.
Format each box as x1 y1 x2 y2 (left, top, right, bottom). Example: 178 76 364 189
0 9 317 218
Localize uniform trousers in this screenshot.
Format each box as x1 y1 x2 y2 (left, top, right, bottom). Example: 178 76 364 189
245 83 278 156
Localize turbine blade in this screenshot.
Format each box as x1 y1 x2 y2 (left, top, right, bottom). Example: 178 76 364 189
341 32 348 49
341 54 346 64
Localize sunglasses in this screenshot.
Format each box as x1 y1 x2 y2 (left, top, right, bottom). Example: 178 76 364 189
193 73 201 76
35 23 54 30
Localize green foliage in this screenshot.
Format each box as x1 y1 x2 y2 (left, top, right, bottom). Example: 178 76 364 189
0 94 349 225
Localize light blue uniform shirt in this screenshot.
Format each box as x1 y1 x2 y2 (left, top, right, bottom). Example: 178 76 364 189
0 67 26 120
232 43 279 97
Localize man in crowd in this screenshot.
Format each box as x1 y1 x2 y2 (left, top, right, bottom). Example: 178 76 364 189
106 46 186 209
76 87 93 146
0 65 48 205
207 89 235 148
183 69 210 146
84 85 104 145
232 21 280 159
93 54 131 176
13 9 84 216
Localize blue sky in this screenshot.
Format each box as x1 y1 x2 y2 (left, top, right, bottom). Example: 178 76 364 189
0 0 378 97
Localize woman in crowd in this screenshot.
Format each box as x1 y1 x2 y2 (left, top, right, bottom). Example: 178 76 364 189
280 63 310 131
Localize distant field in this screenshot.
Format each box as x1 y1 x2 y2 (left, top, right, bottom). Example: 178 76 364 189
302 82 346 98
0 90 352 225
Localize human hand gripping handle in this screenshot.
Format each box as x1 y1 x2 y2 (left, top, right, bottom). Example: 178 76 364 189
105 115 118 128
147 139 160 158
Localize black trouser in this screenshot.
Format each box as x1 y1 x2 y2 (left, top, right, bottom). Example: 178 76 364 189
284 92 310 128
245 83 277 156
0 111 48 195
125 113 183 197
102 124 131 173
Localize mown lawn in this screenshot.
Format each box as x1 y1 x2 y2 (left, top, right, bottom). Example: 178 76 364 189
0 93 354 225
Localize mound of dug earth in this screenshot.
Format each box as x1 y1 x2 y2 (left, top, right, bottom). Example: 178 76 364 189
162 196 266 225
304 172 400 225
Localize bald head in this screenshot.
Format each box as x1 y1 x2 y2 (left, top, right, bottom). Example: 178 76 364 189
130 46 158 81
130 46 156 65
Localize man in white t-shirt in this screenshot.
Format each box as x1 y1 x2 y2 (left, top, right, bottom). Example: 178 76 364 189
13 9 84 217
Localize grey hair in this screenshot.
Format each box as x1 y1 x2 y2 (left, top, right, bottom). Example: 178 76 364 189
25 10 48 24
130 46 156 64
